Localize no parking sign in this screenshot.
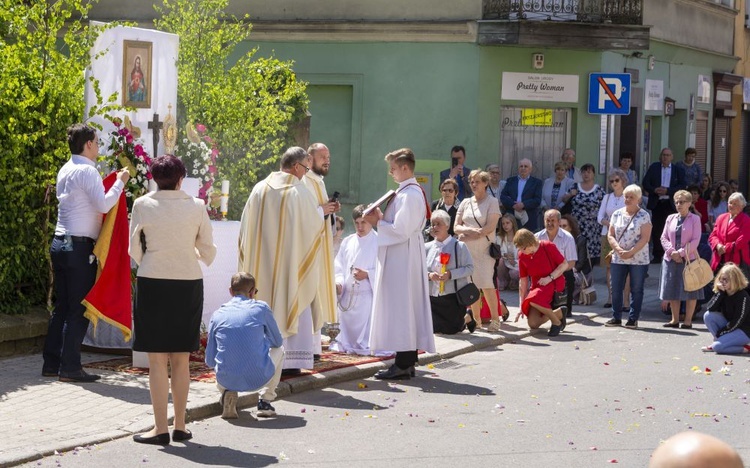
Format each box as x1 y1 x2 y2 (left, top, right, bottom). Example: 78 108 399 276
588 73 631 115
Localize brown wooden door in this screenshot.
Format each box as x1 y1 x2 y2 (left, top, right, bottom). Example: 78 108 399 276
712 117 729 183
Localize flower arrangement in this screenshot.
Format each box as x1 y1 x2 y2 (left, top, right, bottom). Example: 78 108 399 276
176 122 219 202
105 116 152 212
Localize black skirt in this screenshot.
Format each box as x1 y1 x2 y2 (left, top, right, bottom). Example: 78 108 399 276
430 293 467 335
133 277 203 353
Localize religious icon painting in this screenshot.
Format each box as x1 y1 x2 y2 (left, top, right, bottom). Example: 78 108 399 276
122 40 152 108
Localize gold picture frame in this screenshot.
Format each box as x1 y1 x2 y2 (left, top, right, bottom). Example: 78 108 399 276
122 40 152 108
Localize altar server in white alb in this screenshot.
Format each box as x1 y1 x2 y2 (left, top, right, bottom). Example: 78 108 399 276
364 148 436 380
238 147 323 372
331 204 379 355
303 143 341 358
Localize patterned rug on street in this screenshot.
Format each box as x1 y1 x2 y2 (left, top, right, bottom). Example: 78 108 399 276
84 350 395 384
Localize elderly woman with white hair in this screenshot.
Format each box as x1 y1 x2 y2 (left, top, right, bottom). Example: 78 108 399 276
425 210 476 334
709 192 750 275
605 184 652 329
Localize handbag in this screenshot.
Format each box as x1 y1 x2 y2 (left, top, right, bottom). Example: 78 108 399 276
683 244 713 292
452 241 481 306
559 183 576 216
469 200 501 259
576 271 597 305
540 242 567 307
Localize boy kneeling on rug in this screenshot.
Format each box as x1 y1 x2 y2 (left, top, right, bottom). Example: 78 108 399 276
205 272 284 419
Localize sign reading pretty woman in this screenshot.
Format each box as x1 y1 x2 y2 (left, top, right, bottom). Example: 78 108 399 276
501 72 579 103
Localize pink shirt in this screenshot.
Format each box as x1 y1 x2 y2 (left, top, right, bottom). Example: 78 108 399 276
660 212 701 261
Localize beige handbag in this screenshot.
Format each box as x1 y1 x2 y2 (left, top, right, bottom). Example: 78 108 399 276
682 245 713 292
577 255 597 305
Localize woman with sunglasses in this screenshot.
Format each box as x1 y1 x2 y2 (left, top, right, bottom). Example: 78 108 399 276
659 190 703 328
428 178 460 240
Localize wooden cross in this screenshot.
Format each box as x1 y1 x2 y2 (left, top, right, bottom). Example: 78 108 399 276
147 113 164 157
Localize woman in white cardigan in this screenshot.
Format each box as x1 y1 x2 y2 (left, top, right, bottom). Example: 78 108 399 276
426 210 475 334
129 155 216 445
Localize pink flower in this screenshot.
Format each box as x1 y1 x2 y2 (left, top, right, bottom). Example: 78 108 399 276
134 145 144 156
203 136 213 144
198 188 206 199
118 128 128 136
146 172 152 180
208 165 217 174
125 134 133 144
196 124 206 133
112 117 123 127
211 148 219 157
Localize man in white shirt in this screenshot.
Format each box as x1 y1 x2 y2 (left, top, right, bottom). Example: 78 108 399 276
365 148 435 379
536 209 577 317
43 123 129 383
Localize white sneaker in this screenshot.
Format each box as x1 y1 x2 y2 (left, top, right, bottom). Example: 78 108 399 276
221 390 238 419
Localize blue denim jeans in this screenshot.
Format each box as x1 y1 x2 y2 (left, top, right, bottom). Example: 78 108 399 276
610 263 648 321
704 311 750 354
42 237 97 374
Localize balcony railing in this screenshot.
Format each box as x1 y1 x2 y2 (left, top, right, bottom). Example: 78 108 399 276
482 0 643 25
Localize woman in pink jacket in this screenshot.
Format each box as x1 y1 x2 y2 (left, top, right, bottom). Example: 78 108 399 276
659 190 704 328
708 192 750 273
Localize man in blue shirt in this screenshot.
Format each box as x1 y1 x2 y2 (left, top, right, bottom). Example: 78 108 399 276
205 273 284 419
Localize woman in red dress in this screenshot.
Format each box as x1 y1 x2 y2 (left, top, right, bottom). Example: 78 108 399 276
513 228 570 337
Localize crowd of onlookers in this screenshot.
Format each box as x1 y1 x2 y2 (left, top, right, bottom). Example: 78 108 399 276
421 145 750 354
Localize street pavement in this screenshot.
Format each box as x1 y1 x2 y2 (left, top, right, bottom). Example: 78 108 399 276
2 264 748 467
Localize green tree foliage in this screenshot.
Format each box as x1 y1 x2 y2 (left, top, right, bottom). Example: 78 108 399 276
0 1 108 313
154 0 308 219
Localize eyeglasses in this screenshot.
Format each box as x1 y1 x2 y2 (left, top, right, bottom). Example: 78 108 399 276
609 179 620 183
718 277 729 283
719 189 728 193
674 200 689 205
441 188 455 193
297 162 310 173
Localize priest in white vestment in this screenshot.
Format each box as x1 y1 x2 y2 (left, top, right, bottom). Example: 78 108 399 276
238 147 323 371
331 205 380 355
302 143 340 359
365 148 436 380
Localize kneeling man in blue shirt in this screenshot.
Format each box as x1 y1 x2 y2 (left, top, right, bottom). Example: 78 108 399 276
205 272 284 419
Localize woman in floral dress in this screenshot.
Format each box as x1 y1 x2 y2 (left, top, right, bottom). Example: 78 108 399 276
570 163 605 262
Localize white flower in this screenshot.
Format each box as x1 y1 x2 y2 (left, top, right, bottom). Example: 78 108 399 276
200 168 206 175
193 169 199 175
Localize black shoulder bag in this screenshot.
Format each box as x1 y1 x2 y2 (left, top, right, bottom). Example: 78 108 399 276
453 241 480 306
540 242 567 308
469 200 502 259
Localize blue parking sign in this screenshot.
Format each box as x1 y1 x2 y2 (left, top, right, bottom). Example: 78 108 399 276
588 73 631 115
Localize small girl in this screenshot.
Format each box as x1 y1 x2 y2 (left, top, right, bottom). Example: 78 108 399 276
495 213 519 291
